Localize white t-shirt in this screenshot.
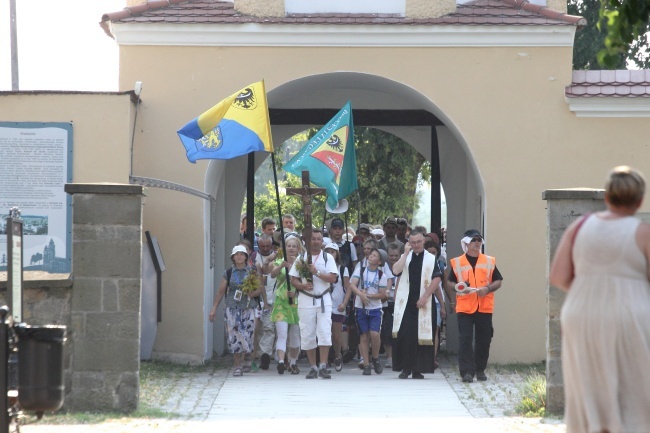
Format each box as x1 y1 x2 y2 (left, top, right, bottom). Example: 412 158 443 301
331 266 350 315
351 264 388 310
289 251 338 309
255 252 277 305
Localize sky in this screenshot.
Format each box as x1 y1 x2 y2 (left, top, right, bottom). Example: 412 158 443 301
0 0 125 91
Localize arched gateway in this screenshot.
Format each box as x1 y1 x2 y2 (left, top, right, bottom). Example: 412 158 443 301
204 72 484 355
101 0 588 365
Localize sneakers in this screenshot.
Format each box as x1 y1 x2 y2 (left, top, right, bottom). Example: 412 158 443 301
306 368 318 379
289 364 300 375
233 367 243 377
372 358 383 374
277 362 285 375
358 357 365 370
462 373 473 383
342 349 355 364
476 371 487 381
399 371 410 379
334 357 343 372
385 358 392 369
242 362 252 373
319 367 331 379
362 365 372 376
260 353 271 370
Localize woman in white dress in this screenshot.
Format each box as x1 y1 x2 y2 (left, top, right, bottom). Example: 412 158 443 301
550 166 650 433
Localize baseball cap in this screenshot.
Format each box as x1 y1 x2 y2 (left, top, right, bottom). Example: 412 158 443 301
358 223 371 233
230 245 248 258
331 218 344 229
371 228 385 237
324 242 339 252
383 217 398 227
464 229 483 240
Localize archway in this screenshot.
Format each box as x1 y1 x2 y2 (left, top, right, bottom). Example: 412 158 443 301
203 72 484 359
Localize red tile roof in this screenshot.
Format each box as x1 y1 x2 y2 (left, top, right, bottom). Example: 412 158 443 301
101 0 585 31
565 70 650 98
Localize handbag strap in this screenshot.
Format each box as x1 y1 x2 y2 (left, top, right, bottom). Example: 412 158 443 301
570 213 591 269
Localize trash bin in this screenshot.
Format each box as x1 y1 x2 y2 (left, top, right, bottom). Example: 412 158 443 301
14 324 67 412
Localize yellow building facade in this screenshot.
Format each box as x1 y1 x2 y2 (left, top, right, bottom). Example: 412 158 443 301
4 0 650 365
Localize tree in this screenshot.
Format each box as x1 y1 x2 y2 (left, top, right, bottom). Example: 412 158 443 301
246 127 430 229
570 0 650 69
571 0 627 68
597 0 650 68
351 127 429 224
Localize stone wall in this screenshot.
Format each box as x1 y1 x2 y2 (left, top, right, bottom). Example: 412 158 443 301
63 183 145 412
542 188 605 414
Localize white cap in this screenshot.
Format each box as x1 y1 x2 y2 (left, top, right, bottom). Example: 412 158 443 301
324 242 339 252
371 228 384 236
230 245 248 258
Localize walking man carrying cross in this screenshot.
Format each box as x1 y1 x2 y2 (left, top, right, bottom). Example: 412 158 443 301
287 172 338 379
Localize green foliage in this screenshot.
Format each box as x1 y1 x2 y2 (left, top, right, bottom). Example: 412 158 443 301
571 0 626 69
244 175 317 232
351 127 430 224
246 127 430 229
596 0 650 68
515 371 547 417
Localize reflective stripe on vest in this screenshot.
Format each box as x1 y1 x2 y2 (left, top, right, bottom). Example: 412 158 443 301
450 254 496 314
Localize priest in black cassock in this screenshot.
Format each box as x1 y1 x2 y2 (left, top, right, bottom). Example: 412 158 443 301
391 227 446 379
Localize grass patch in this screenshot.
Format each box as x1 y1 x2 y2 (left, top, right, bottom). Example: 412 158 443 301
515 370 547 417
21 357 233 425
491 362 545 375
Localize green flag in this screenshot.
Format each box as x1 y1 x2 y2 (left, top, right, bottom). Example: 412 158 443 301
284 101 358 210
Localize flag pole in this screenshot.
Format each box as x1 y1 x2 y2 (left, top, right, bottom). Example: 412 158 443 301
270 153 292 302
356 191 361 226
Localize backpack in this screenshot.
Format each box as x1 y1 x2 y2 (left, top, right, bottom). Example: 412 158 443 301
338 241 354 274
359 265 383 293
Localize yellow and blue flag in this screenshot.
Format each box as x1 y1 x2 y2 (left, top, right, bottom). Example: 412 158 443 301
177 81 273 162
284 101 358 209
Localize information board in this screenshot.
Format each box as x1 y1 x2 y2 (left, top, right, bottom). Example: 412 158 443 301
0 123 72 273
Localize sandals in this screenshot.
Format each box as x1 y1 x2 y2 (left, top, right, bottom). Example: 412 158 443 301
233 367 243 377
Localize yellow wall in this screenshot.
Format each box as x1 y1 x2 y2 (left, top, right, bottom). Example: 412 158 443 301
113 43 650 364
0 92 134 183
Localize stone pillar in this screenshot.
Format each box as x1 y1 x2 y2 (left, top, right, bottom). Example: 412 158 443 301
542 188 604 414
64 183 145 412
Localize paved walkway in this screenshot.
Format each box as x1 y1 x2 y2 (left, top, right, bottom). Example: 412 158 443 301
21 354 566 433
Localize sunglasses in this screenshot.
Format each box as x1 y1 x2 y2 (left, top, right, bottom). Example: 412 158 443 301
470 237 483 242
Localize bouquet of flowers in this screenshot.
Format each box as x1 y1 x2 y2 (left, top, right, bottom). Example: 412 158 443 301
241 271 261 296
295 257 313 282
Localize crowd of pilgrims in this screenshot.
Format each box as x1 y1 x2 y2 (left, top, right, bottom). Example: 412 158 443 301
209 213 448 379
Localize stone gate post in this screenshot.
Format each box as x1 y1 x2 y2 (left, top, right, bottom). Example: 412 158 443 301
64 183 145 412
542 188 604 413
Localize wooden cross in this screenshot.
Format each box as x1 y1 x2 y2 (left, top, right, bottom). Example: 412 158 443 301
285 171 325 264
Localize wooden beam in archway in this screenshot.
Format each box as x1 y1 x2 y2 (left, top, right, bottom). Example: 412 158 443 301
269 109 443 127
268 108 442 233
